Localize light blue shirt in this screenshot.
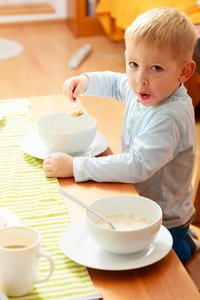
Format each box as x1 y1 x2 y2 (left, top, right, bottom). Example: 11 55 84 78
73 71 196 228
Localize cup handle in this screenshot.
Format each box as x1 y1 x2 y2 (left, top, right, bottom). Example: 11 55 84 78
34 250 55 284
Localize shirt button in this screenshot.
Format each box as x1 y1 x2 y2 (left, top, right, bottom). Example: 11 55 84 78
171 96 176 100
129 117 134 124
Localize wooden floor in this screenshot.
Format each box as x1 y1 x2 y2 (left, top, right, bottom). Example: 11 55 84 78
0 21 125 114
0 20 200 290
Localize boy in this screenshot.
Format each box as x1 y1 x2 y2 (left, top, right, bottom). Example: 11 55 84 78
43 7 199 262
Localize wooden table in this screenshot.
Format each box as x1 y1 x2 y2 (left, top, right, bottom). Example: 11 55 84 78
28 94 200 300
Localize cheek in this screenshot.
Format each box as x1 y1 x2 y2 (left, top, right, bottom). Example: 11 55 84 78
127 68 135 84
127 74 135 90
150 75 167 89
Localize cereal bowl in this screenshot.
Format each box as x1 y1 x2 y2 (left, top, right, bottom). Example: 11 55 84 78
86 194 162 255
37 112 97 154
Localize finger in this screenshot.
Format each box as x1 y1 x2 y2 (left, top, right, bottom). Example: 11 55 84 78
43 153 53 160
44 170 55 178
63 79 78 101
43 164 52 172
43 153 59 165
72 79 87 98
43 159 52 167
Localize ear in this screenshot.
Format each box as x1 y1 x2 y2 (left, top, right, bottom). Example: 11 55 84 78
178 60 196 83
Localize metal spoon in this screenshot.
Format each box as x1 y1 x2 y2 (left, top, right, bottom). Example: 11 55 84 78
73 98 78 110
69 98 83 116
58 188 115 230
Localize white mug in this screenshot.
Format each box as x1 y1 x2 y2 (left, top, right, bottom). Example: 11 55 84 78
0 226 55 297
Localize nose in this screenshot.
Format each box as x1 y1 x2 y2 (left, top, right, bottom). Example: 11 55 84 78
136 69 148 86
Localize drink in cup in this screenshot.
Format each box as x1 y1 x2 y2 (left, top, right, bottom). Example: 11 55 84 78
0 226 54 297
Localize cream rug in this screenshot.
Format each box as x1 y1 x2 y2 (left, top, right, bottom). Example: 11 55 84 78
0 38 23 59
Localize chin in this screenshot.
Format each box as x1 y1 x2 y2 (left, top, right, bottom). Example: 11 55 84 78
139 99 154 107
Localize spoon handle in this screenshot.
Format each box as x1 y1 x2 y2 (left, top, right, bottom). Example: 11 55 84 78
58 189 115 230
73 99 77 110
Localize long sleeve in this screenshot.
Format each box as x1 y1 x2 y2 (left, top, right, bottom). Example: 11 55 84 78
82 71 129 102
73 110 187 183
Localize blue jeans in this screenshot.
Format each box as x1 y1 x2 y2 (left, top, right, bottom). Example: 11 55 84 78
168 226 191 263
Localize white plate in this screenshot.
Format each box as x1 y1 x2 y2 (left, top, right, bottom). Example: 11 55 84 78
21 131 108 160
0 208 21 228
60 220 173 271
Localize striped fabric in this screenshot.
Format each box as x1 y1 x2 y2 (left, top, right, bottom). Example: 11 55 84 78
0 99 97 300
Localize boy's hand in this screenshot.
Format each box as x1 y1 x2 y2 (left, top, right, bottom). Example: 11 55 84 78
43 153 74 178
63 75 89 101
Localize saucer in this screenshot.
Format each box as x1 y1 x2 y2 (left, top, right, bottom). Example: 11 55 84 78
21 131 108 160
0 208 21 228
60 220 173 271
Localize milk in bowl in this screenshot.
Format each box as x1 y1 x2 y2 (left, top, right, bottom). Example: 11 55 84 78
86 194 162 255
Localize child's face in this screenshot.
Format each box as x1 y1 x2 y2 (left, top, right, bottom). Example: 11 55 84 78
125 42 184 107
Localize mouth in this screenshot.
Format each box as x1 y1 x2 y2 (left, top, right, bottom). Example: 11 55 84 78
139 92 150 101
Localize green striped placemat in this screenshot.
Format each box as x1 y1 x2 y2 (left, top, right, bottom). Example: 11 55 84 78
0 98 97 300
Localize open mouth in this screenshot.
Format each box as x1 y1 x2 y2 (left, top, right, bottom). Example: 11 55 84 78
139 93 150 100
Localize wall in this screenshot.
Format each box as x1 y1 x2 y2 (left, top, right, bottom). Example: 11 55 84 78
0 0 67 23
0 0 47 4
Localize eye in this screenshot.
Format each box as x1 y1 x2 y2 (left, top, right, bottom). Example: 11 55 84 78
130 62 138 68
152 65 162 71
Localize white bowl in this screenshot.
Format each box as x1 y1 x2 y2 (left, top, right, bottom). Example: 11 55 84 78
37 112 97 154
86 194 162 255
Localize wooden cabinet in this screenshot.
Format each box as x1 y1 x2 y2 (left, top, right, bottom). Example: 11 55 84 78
67 0 104 37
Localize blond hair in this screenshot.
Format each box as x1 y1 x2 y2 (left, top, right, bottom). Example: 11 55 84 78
125 7 197 64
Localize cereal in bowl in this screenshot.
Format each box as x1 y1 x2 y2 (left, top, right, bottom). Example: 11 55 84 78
69 108 83 116
95 213 152 230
